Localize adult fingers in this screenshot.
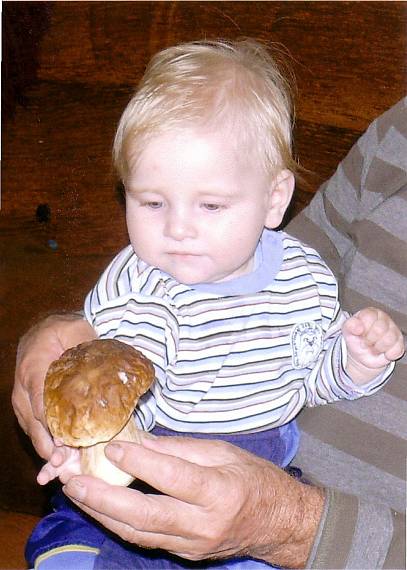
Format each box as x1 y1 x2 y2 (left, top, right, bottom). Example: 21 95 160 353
15 331 58 428
11 383 29 434
58 316 97 347
63 477 231 560
30 388 47 425
138 432 240 467
13 314 96 457
29 420 55 460
104 440 218 506
12 385 54 460
63 478 187 541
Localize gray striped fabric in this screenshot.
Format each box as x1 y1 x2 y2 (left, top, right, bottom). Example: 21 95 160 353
286 97 406 569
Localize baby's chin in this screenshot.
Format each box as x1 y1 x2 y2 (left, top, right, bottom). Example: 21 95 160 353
161 266 217 285
170 271 230 286
172 268 251 286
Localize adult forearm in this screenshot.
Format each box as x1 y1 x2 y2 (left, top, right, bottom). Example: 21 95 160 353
249 479 325 568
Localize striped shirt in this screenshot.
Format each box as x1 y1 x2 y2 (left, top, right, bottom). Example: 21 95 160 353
84 229 390 434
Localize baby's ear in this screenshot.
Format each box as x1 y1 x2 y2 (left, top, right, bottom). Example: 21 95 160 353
265 170 295 229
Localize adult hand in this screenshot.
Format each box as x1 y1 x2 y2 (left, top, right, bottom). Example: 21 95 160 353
12 313 96 460
63 433 325 569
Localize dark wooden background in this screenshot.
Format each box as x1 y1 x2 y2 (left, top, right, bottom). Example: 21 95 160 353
2 1 406 516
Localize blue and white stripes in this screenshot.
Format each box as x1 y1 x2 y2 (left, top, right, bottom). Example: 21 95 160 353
84 230 390 433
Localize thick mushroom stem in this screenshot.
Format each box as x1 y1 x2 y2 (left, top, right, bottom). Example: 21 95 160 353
80 416 142 486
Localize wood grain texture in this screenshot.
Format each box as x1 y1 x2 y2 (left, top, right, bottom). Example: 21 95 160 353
0 511 40 569
2 1 406 516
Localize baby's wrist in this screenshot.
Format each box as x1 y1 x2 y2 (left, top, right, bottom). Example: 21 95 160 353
345 354 386 385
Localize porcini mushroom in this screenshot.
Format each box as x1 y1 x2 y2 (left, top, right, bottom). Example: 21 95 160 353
44 338 155 486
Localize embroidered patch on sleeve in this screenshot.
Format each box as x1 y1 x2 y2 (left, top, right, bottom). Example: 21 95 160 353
290 321 323 369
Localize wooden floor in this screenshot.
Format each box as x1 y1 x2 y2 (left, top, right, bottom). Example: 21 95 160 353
0 512 39 570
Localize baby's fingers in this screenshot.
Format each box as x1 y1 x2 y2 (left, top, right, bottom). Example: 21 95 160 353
342 314 365 337
363 318 392 347
357 309 405 361
354 309 391 343
382 332 405 361
37 462 58 485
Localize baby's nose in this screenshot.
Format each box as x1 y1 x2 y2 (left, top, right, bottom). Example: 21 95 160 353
164 210 196 240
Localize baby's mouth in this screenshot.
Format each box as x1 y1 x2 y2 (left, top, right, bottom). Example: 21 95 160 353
168 251 200 258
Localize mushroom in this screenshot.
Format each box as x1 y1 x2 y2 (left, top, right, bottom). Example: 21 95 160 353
44 338 155 486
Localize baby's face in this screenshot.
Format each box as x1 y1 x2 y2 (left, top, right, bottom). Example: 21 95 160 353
124 127 279 285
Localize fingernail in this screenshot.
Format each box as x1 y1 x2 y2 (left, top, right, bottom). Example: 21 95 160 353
105 442 123 462
64 478 86 501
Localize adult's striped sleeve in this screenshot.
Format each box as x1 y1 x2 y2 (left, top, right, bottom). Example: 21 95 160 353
287 97 407 568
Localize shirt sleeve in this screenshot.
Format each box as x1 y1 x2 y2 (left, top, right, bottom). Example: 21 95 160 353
287 97 407 569
84 244 136 329
306 489 405 569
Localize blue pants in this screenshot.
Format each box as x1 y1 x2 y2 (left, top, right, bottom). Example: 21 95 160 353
26 421 300 569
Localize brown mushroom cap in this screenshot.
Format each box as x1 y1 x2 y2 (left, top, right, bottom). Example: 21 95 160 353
44 339 155 447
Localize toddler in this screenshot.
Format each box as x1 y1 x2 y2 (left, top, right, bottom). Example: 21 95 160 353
28 39 404 570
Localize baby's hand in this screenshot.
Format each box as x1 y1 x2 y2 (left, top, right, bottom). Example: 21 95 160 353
37 442 82 485
342 307 405 384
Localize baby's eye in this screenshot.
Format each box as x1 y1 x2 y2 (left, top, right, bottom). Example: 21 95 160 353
202 203 224 212
144 201 163 209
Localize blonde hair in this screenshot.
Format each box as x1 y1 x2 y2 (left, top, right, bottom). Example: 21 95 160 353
113 39 297 182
